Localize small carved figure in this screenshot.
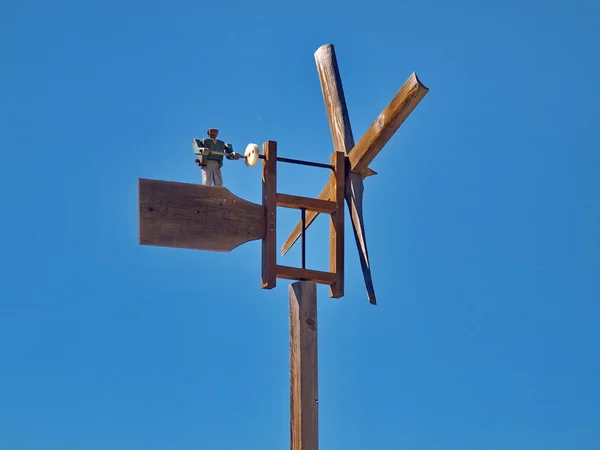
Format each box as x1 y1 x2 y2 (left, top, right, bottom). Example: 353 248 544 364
193 128 239 186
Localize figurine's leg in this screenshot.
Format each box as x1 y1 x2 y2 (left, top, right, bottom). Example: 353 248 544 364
203 164 216 185
213 165 223 187
200 165 212 185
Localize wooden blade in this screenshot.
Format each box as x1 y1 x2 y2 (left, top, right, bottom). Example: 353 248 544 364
348 72 429 174
345 172 375 304
317 43 376 303
139 178 265 252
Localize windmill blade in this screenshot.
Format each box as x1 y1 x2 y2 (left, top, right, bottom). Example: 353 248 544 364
313 43 376 304
297 44 376 303
280 44 378 259
345 172 376 304
347 72 429 174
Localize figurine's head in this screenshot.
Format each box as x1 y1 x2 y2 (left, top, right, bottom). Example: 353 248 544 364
207 128 219 139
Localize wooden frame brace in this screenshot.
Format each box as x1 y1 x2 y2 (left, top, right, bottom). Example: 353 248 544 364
261 142 346 298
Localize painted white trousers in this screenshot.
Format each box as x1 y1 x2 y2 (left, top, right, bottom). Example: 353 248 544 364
201 160 223 186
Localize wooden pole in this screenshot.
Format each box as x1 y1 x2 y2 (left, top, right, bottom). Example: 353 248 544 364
289 281 318 450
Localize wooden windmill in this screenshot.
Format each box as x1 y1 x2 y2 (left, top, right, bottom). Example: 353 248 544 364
138 44 428 449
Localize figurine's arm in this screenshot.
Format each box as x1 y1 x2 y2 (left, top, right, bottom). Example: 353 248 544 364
224 143 234 159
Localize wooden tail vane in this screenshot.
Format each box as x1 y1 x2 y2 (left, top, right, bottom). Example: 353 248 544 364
138 43 428 450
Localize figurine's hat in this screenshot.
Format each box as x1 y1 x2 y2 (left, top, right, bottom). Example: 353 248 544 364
207 128 219 134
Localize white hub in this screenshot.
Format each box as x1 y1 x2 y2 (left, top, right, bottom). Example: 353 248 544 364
244 143 260 167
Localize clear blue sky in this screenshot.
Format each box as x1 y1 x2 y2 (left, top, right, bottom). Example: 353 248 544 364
1 0 599 448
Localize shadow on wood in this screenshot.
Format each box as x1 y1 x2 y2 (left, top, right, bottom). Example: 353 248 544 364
139 178 265 252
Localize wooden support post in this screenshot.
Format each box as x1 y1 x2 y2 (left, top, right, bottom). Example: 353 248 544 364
329 150 345 298
289 281 318 450
262 140 277 289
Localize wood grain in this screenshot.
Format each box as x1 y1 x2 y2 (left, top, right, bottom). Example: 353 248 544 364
276 193 337 214
289 281 318 450
261 141 277 289
329 150 345 298
138 178 265 252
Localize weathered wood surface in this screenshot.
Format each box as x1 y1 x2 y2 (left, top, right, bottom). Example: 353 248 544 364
138 178 265 252
289 281 318 450
329 150 345 298
276 193 337 214
281 44 429 304
262 141 277 289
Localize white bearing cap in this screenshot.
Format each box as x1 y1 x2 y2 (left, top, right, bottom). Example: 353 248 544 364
244 143 260 167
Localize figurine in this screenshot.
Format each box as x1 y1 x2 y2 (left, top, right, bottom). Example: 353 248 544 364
193 128 239 186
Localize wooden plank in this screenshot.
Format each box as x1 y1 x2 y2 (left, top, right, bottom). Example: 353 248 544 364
314 43 376 304
138 178 265 252
329 150 345 298
276 193 337 214
276 265 335 285
315 44 355 156
261 141 277 289
348 72 429 173
289 281 318 450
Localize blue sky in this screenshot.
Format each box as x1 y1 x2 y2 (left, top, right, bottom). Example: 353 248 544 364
1 0 599 448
